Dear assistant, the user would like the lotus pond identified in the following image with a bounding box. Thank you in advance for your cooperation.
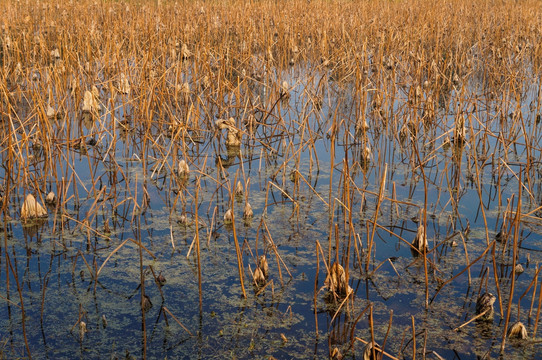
[1,0,542,359]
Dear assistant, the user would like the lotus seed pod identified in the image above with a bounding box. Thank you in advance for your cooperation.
[224,209,233,223]
[243,202,253,220]
[235,181,243,196]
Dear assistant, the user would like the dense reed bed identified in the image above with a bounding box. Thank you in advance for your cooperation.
[1,0,542,358]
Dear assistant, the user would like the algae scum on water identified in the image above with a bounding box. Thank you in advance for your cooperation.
[1,0,542,358]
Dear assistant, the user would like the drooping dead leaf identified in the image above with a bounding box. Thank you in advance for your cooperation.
[21,194,48,220]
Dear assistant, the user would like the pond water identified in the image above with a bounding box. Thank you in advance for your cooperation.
[1,56,542,360]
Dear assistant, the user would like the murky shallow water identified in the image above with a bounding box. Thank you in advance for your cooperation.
[1,58,542,360]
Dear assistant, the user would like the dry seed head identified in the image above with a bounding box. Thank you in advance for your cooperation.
[46,105,57,119]
[356,118,369,134]
[258,255,269,279]
[363,342,379,360]
[515,264,524,274]
[226,128,241,147]
[200,75,210,90]
[253,267,266,286]
[91,86,100,99]
[235,181,243,196]
[454,116,466,144]
[415,85,422,100]
[412,224,427,252]
[176,159,190,177]
[331,347,342,360]
[399,125,410,143]
[442,136,451,149]
[266,47,274,62]
[82,91,94,112]
[181,43,192,59]
[216,118,242,147]
[50,48,60,59]
[243,202,253,219]
[361,146,372,164]
[103,219,111,234]
[280,81,289,98]
[452,73,460,85]
[15,62,23,78]
[372,91,383,109]
[118,73,130,95]
[324,262,352,296]
[157,272,166,286]
[383,56,394,69]
[82,88,100,114]
[178,214,189,226]
[68,77,78,93]
[507,321,528,339]
[79,321,87,340]
[244,114,256,134]
[224,209,233,224]
[141,294,153,312]
[215,117,236,130]
[475,293,496,321]
[423,96,435,121]
[21,194,48,220]
[45,191,56,205]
